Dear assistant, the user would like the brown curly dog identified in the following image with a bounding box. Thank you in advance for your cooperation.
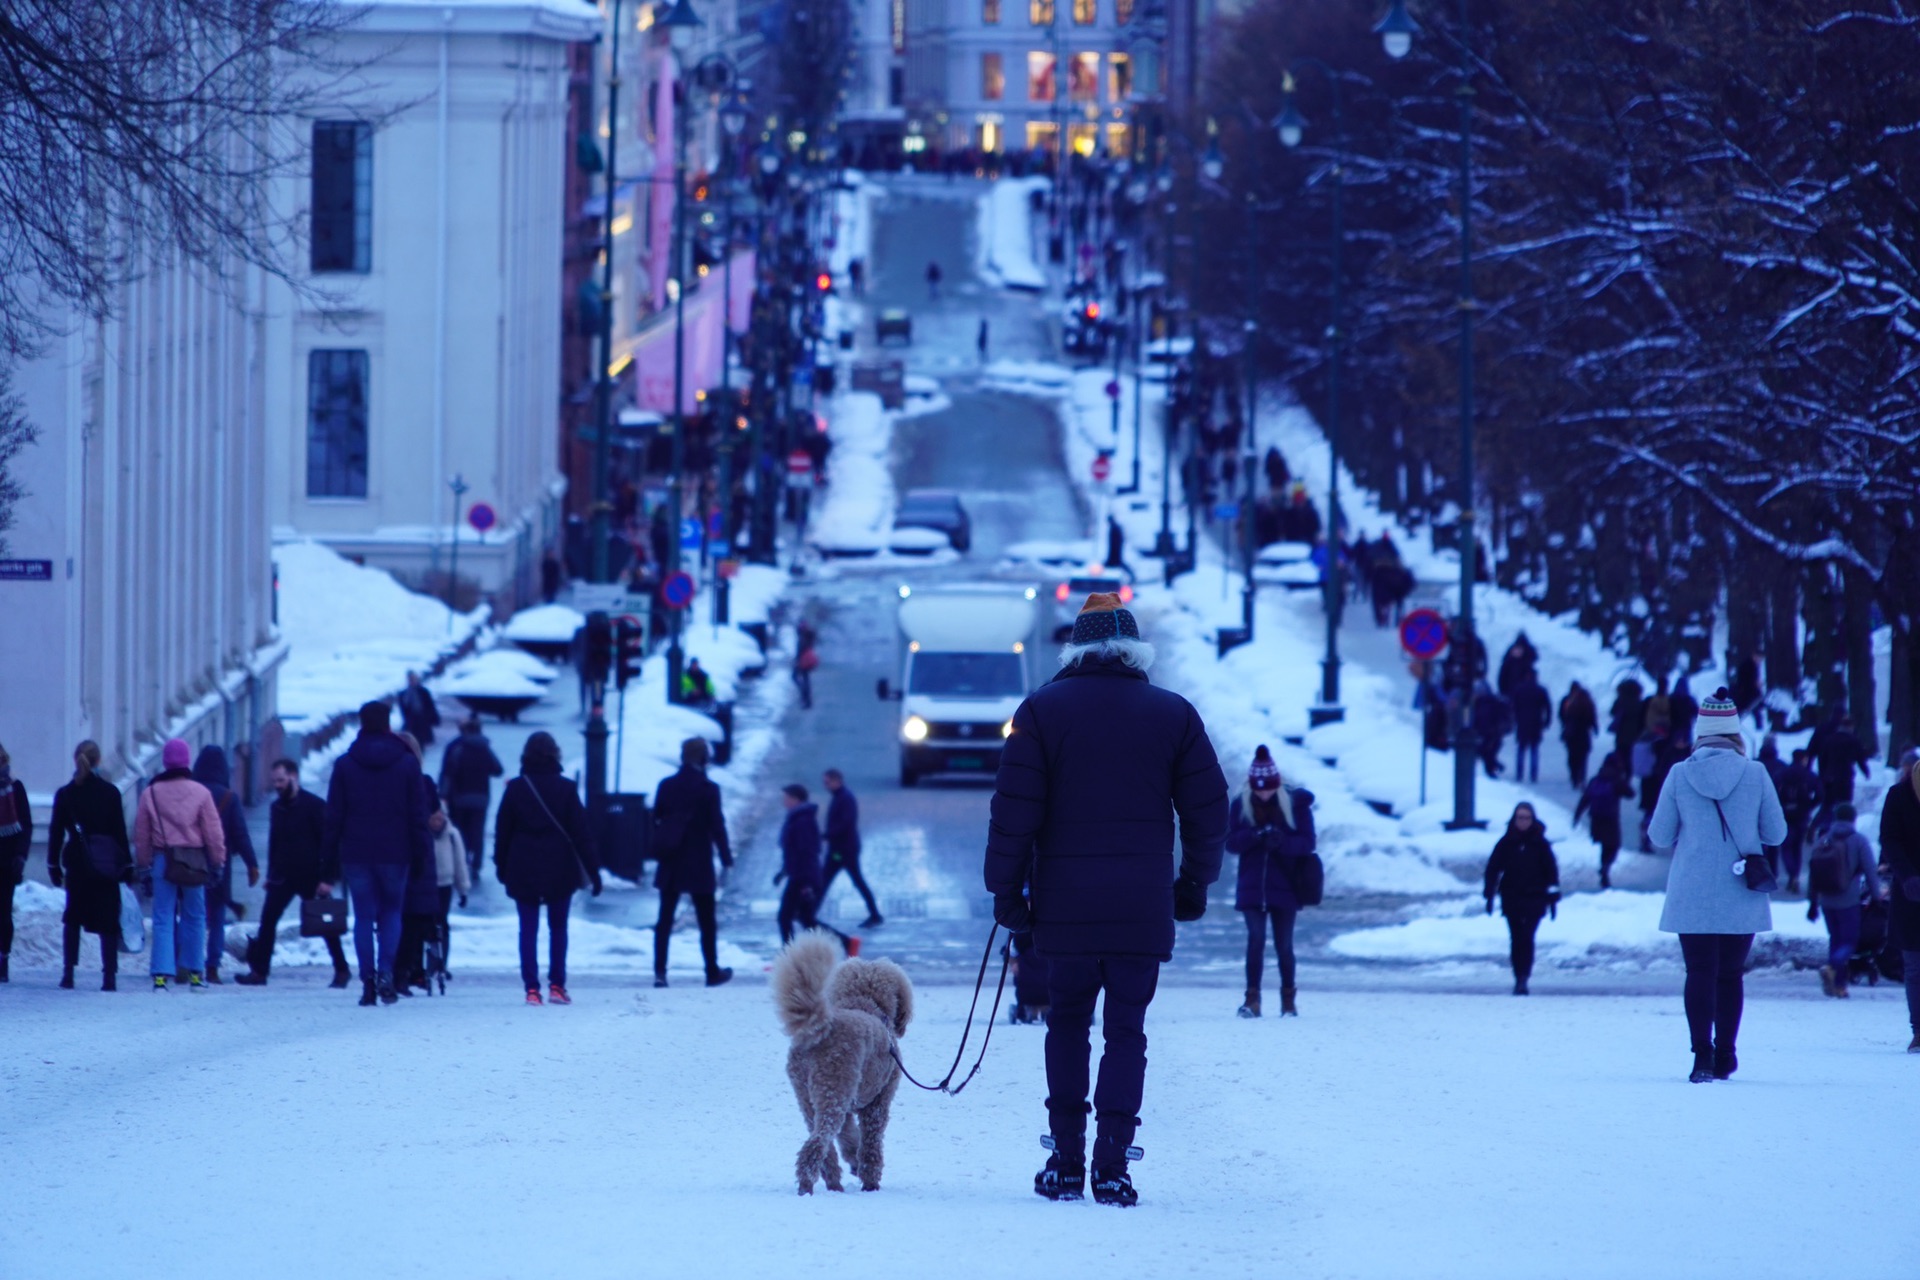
[772,931,915,1194]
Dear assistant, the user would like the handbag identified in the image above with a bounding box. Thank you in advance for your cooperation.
[523,778,595,892]
[150,792,212,888]
[73,819,129,881]
[1712,798,1778,894]
[300,896,348,938]
[1285,851,1327,907]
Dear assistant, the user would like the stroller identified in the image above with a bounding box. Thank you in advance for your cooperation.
[1847,900,1905,988]
[1006,930,1050,1026]
[422,917,451,996]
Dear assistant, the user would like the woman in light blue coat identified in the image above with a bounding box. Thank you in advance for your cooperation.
[1649,690,1786,1083]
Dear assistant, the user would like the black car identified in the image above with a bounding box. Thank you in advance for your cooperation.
[892,489,971,553]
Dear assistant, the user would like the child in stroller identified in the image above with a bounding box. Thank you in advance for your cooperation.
[1848,899,1906,988]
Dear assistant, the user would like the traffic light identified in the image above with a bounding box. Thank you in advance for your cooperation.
[814,270,833,293]
[583,610,613,688]
[615,616,645,689]
[1082,300,1101,322]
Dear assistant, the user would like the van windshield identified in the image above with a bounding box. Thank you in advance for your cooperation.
[908,652,1025,698]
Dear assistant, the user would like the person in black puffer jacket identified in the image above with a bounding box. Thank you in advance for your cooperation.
[985,593,1228,1208]
[1225,746,1315,1018]
[325,701,432,1006]
[774,784,850,950]
[1484,802,1561,995]
[650,737,734,987]
[494,732,599,1005]
[1879,749,1920,1053]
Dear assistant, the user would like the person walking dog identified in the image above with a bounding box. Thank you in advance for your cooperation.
[133,738,228,992]
[985,592,1228,1207]
[649,737,734,989]
[1648,689,1786,1083]
[1226,746,1314,1017]
[495,732,600,1006]
[1484,803,1561,995]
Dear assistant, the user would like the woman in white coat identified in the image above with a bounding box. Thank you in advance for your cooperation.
[1648,689,1786,1083]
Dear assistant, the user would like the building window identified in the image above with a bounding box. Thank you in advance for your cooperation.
[307,349,369,498]
[1107,52,1132,102]
[1027,51,1057,101]
[1072,0,1095,22]
[1029,0,1053,24]
[310,121,372,274]
[982,53,1006,101]
[890,66,905,106]
[1116,0,1134,21]
[983,0,1000,22]
[1069,52,1099,100]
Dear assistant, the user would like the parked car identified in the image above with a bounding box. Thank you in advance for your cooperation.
[877,309,913,345]
[1048,566,1134,641]
[1251,541,1321,591]
[892,489,971,552]
[1061,297,1108,360]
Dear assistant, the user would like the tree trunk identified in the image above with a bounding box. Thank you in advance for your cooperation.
[1844,568,1878,756]
[1767,569,1800,693]
[1888,624,1915,767]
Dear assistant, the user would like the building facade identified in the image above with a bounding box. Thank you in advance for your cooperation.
[905,0,1136,156]
[3,261,284,800]
[265,0,598,607]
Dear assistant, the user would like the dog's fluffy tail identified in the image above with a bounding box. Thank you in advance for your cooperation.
[773,931,839,1040]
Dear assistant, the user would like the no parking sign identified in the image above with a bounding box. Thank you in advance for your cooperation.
[1399,608,1450,661]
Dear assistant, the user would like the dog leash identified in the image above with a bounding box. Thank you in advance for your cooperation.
[890,922,1012,1097]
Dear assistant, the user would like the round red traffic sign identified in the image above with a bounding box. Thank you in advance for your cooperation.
[786,449,813,474]
[1399,607,1450,661]
[660,571,696,610]
[1091,454,1112,483]
[467,502,496,533]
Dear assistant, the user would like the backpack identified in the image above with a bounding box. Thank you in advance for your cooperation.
[1806,830,1848,897]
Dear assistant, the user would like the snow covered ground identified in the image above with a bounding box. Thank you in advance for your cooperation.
[3,972,1913,1278]
[975,176,1049,291]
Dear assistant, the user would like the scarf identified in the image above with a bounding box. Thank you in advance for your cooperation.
[0,765,18,837]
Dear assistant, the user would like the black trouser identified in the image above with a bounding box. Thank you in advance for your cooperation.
[435,885,454,968]
[777,882,820,944]
[63,919,118,975]
[1567,743,1591,789]
[1905,950,1920,1036]
[249,881,349,976]
[1779,819,1807,882]
[1597,832,1620,881]
[822,850,880,919]
[1679,933,1754,1055]
[0,878,13,955]
[655,885,718,976]
[1044,955,1160,1170]
[450,797,487,877]
[517,895,571,990]
[1243,907,1297,992]
[1505,905,1545,984]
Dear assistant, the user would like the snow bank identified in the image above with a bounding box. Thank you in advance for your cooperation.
[975,176,1049,291]
[444,648,559,684]
[274,540,488,734]
[808,391,894,554]
[501,602,586,643]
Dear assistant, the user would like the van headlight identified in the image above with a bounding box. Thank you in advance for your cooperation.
[903,715,929,742]
[1002,719,1014,738]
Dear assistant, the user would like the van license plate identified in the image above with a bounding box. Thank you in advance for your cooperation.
[949,756,984,770]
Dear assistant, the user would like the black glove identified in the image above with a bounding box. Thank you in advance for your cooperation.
[457,893,468,909]
[49,865,63,890]
[1807,902,1819,922]
[773,870,785,885]
[590,871,604,898]
[1485,898,1495,916]
[993,893,1032,932]
[1173,875,1207,922]
[1549,900,1558,921]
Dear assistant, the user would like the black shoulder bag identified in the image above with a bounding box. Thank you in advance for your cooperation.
[524,779,594,893]
[1712,797,1777,894]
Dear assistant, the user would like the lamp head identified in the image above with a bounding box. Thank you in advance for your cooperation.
[1374,0,1416,59]
[662,0,702,52]
[1276,77,1306,148]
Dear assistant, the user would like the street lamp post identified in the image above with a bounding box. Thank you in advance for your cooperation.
[1377,0,1481,826]
[1279,61,1347,724]
[711,94,750,626]
[661,0,702,703]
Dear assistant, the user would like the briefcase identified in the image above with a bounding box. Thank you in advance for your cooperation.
[300,897,348,939]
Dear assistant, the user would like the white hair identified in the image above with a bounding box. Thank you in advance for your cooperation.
[1059,636,1156,672]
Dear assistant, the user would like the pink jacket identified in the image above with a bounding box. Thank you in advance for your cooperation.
[133,775,228,871]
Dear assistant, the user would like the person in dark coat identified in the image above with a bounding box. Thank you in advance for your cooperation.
[1225,746,1314,1018]
[396,671,440,747]
[236,758,348,986]
[394,732,446,995]
[984,593,1228,1207]
[1876,750,1920,1053]
[1669,677,1699,746]
[1509,673,1552,783]
[1573,757,1632,889]
[774,784,843,946]
[45,740,128,990]
[1471,682,1511,779]
[1609,679,1645,768]
[440,719,504,883]
[495,731,599,1004]
[191,746,259,983]
[1640,729,1688,850]
[649,737,734,988]
[324,700,432,1006]
[821,768,882,928]
[0,741,29,985]
[1559,681,1599,787]
[1814,716,1872,806]
[1496,634,1538,700]
[1776,748,1822,895]
[1484,803,1560,995]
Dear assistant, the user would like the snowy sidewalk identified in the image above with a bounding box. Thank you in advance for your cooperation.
[2,975,1913,1278]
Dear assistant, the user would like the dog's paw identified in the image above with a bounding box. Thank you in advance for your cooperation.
[797,1182,814,1196]
[861,1180,881,1192]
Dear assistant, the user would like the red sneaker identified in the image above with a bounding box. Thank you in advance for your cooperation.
[524,987,543,1006]
[548,984,571,1005]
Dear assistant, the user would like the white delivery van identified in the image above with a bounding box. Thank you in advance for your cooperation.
[877,582,1039,786]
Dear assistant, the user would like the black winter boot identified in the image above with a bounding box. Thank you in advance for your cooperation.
[59,966,75,990]
[329,966,352,989]
[0,953,8,982]
[358,980,378,1007]
[1091,1112,1145,1204]
[1280,986,1298,1016]
[1034,1140,1086,1201]
[1688,1051,1715,1083]
[1712,1047,1738,1080]
[1090,1164,1139,1208]
[376,972,399,1005]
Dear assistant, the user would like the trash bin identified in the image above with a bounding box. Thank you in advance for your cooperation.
[597,792,651,881]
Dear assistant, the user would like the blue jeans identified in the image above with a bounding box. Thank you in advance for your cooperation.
[150,854,208,978]
[1824,904,1862,971]
[342,863,408,979]
[1514,740,1541,783]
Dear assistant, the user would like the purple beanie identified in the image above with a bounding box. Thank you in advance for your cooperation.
[162,738,191,770]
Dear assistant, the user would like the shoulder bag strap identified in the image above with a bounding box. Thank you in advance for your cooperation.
[523,778,592,888]
[1710,798,1733,845]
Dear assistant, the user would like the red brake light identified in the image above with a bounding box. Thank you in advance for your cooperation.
[1055,583,1071,601]
[1118,584,1134,604]
[1084,302,1100,320]
[815,272,832,292]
